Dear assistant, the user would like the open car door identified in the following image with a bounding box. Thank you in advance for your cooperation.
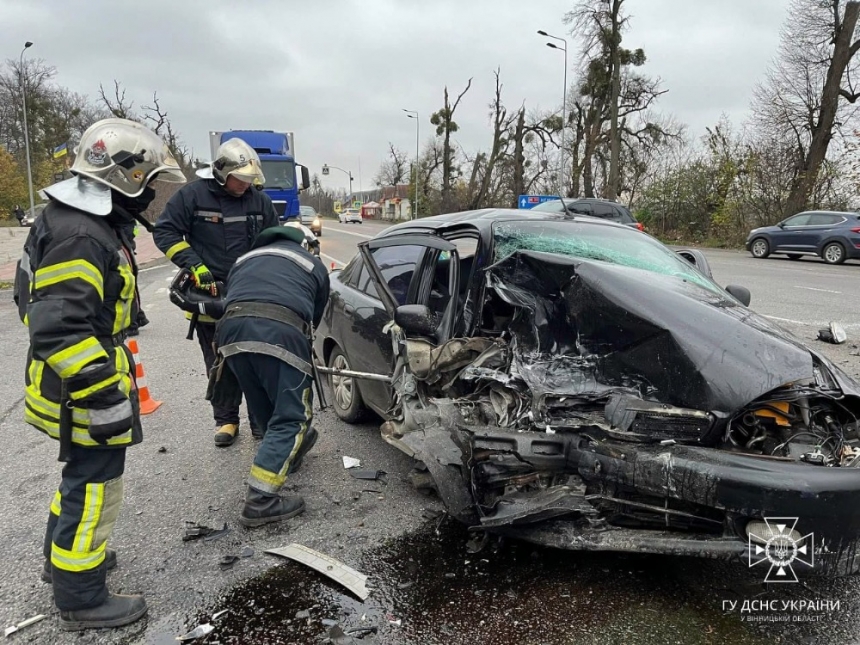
[357,234,460,345]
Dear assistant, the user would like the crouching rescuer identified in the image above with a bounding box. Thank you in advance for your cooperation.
[13,118,186,630]
[208,224,330,526]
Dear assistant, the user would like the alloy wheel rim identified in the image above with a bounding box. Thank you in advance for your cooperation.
[825,245,842,263]
[331,354,353,409]
[753,240,767,256]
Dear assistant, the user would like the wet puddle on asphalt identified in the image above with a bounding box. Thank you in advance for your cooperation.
[140,519,794,645]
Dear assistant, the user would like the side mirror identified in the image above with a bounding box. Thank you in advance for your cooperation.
[394,304,437,337]
[777,222,785,228]
[300,165,311,192]
[725,284,751,307]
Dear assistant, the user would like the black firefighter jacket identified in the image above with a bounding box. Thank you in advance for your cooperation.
[153,178,279,321]
[14,202,143,448]
[216,229,330,366]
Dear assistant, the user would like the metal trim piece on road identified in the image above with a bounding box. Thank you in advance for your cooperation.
[265,543,370,600]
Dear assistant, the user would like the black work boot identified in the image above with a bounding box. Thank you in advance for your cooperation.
[59,593,148,631]
[287,427,318,475]
[239,487,305,528]
[42,549,117,583]
[137,310,150,328]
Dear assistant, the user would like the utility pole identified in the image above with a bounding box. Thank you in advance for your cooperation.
[403,109,419,219]
[20,41,36,218]
[538,31,568,197]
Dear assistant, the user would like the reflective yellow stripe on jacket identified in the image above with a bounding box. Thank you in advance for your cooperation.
[34,259,104,300]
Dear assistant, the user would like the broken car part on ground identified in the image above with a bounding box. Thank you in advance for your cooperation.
[318,210,860,578]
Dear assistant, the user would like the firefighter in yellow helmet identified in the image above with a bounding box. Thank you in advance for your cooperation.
[13,118,185,631]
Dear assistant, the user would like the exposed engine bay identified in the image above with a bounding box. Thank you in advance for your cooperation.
[379,249,860,575]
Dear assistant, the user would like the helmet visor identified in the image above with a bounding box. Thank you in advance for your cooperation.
[226,158,265,185]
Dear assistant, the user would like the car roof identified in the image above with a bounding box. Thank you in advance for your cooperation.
[376,207,632,238]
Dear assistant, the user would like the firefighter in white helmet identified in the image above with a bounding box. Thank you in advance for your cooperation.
[154,138,279,447]
[14,117,185,631]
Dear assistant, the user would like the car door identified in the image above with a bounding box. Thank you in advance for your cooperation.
[808,213,845,250]
[358,233,460,355]
[339,242,429,413]
[771,213,814,252]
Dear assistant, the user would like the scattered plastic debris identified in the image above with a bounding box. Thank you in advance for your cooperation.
[176,610,228,641]
[4,614,46,637]
[183,521,230,542]
[326,625,359,645]
[265,543,370,600]
[218,554,240,570]
[818,322,847,344]
[176,623,213,641]
[158,446,167,453]
[342,456,361,469]
[349,470,387,481]
[386,613,402,627]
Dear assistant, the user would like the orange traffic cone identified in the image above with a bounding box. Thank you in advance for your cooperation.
[126,339,162,415]
[330,261,336,272]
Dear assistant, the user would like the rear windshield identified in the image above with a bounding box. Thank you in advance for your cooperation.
[492,220,719,292]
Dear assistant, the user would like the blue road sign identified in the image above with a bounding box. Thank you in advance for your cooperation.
[518,194,560,209]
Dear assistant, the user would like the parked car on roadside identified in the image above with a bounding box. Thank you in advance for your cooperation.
[529,197,644,231]
[338,208,363,224]
[299,205,322,237]
[746,210,860,264]
[315,206,860,577]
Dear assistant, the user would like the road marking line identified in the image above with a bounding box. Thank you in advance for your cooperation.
[155,287,167,294]
[764,315,860,329]
[795,286,841,294]
[325,226,375,240]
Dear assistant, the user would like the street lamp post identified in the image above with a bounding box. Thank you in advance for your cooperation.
[537,30,568,197]
[322,164,354,198]
[19,41,35,219]
[403,109,419,219]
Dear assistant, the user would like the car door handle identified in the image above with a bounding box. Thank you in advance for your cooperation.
[344,304,355,314]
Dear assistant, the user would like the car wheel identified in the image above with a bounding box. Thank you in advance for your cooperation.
[822,242,846,265]
[750,238,770,259]
[787,254,802,260]
[328,346,365,423]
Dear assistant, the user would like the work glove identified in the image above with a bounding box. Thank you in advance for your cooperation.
[67,361,135,444]
[191,263,214,288]
[88,395,134,444]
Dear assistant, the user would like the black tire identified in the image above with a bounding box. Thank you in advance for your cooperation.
[787,254,802,260]
[328,346,366,423]
[822,242,846,265]
[750,237,770,259]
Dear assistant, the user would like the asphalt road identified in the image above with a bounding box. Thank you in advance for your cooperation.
[1,219,859,644]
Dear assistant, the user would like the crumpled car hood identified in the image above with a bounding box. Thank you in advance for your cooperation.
[486,250,835,418]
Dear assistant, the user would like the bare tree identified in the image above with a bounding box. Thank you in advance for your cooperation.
[467,68,517,209]
[98,80,135,119]
[373,142,409,187]
[142,92,191,174]
[430,77,472,213]
[753,0,860,216]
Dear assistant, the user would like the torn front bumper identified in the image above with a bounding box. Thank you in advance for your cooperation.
[419,426,860,576]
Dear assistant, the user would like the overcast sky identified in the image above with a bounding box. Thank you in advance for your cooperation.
[2,0,788,192]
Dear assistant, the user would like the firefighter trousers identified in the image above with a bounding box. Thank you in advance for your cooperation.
[43,444,126,611]
[195,321,259,431]
[225,353,313,494]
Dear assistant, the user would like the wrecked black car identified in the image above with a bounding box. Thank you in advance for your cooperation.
[315,209,860,577]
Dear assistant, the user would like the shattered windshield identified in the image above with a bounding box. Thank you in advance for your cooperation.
[492,220,720,292]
